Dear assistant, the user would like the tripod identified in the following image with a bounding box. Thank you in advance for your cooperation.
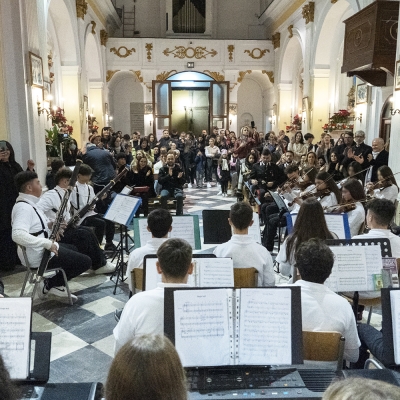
[110,223,134,295]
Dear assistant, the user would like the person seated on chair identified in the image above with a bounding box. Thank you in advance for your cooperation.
[213,202,274,287]
[105,335,187,400]
[11,171,91,302]
[37,168,115,275]
[113,238,193,354]
[290,238,360,364]
[69,163,116,252]
[126,209,172,294]
[248,149,285,204]
[276,198,335,280]
[158,151,185,216]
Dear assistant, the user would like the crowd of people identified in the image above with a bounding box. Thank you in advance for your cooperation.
[0,124,399,398]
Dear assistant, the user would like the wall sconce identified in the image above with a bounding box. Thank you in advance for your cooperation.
[187,62,194,68]
[269,116,276,126]
[353,113,363,123]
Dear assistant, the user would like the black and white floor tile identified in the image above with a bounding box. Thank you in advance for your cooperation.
[0,185,382,384]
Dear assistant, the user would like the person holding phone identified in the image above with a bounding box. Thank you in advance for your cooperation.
[0,141,23,270]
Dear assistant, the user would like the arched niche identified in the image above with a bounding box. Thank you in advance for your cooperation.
[108,71,144,136]
[238,72,273,132]
[84,33,102,82]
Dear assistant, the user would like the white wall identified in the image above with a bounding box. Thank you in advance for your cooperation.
[237,77,263,131]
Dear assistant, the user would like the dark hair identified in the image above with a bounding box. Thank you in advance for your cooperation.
[157,238,192,279]
[285,150,294,156]
[317,156,326,165]
[230,202,253,230]
[261,148,271,157]
[105,335,187,400]
[302,166,317,183]
[295,238,334,284]
[347,161,362,175]
[342,179,365,201]
[123,134,131,141]
[147,209,173,238]
[295,132,304,144]
[344,131,354,138]
[378,165,398,188]
[2,141,17,163]
[116,152,127,161]
[50,158,65,172]
[109,135,121,148]
[140,139,150,152]
[285,164,299,175]
[366,198,396,227]
[316,171,341,203]
[78,163,94,176]
[137,156,149,170]
[14,171,38,193]
[0,354,19,400]
[285,198,333,262]
[304,133,314,140]
[55,168,73,185]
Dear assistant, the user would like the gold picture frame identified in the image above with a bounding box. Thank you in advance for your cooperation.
[29,52,44,88]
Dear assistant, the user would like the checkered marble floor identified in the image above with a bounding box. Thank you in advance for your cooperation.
[0,184,382,383]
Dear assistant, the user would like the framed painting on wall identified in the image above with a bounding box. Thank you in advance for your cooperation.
[29,52,44,88]
[356,83,368,104]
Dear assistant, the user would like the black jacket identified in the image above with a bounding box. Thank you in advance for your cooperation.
[249,162,285,189]
[158,163,185,191]
[370,150,389,182]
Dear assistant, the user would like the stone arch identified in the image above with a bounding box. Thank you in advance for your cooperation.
[84,33,102,82]
[108,71,144,136]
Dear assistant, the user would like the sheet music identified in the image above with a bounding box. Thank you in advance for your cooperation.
[325,246,368,292]
[120,185,133,195]
[390,291,400,364]
[104,194,141,225]
[237,288,292,365]
[137,216,198,248]
[364,246,383,291]
[247,213,262,243]
[174,289,232,367]
[144,258,162,290]
[0,298,32,379]
[289,214,348,239]
[197,258,234,287]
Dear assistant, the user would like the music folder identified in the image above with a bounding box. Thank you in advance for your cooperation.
[382,288,400,366]
[164,286,303,368]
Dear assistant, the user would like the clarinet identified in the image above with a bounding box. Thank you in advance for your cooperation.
[36,160,82,280]
[67,166,129,228]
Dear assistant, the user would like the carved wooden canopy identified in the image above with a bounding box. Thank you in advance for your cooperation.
[341,1,399,86]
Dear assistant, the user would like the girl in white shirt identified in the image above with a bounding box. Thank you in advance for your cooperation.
[366,165,399,203]
[276,198,335,279]
[288,132,308,163]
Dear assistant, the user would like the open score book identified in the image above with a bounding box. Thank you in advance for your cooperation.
[165,287,302,368]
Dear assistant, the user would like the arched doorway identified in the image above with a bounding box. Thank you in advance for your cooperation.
[152,71,229,137]
[380,97,392,144]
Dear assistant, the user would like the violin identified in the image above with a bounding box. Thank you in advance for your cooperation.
[315,189,332,199]
[325,201,357,214]
[297,181,313,191]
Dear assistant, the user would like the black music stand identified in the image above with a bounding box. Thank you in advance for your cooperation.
[326,238,392,318]
[268,190,289,253]
[202,210,231,244]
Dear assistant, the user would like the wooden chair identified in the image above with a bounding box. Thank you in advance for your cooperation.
[302,331,345,371]
[19,245,73,305]
[131,268,144,294]
[233,268,258,288]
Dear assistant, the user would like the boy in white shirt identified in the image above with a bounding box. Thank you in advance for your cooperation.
[69,164,116,251]
[113,238,193,354]
[213,202,275,287]
[126,209,172,294]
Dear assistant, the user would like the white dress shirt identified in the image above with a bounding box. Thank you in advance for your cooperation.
[11,193,55,267]
[113,282,189,354]
[70,182,95,213]
[37,186,71,222]
[213,234,275,287]
[373,185,399,203]
[293,280,360,363]
[126,237,168,291]
[347,202,365,237]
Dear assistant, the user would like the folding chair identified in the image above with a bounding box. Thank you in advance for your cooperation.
[19,245,73,305]
[131,267,144,294]
[233,267,258,288]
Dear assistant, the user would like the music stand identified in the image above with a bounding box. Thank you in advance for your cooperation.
[103,194,142,294]
[268,190,289,252]
[202,210,231,244]
[326,238,392,318]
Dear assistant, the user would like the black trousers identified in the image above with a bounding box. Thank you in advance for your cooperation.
[262,210,288,252]
[46,243,91,288]
[62,226,106,270]
[82,214,115,244]
[0,228,19,270]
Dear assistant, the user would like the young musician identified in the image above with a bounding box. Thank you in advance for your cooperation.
[113,238,193,353]
[70,164,116,251]
[158,151,185,216]
[365,165,399,203]
[37,168,115,274]
[126,209,172,293]
[290,238,360,363]
[11,171,90,302]
[214,202,275,287]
